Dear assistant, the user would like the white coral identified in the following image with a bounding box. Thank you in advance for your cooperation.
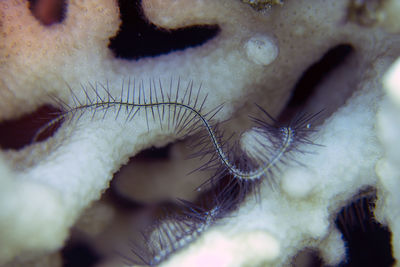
[0,0,399,266]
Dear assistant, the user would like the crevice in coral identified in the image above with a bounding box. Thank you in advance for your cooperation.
[133,144,172,160]
[107,144,174,206]
[110,142,181,204]
[107,180,148,210]
[28,0,67,26]
[291,248,323,267]
[335,188,394,267]
[108,0,220,60]
[0,105,61,150]
[61,237,102,267]
[279,44,354,120]
[288,44,354,108]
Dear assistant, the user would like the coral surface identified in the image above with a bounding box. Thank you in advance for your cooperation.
[0,0,399,266]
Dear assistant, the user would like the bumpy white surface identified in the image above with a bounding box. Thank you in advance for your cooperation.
[156,58,391,267]
[162,229,280,267]
[375,58,400,264]
[0,0,399,266]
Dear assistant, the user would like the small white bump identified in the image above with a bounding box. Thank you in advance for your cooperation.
[384,58,400,106]
[244,35,279,65]
[240,128,275,165]
[281,168,316,198]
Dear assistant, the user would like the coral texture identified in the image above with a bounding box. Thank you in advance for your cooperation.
[0,0,399,266]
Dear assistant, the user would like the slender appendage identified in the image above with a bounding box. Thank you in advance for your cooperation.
[37,79,321,266]
[35,80,318,186]
[129,184,240,266]
[144,206,217,265]
[36,79,318,185]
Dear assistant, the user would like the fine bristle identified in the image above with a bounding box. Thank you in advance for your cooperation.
[34,79,323,265]
[127,173,247,266]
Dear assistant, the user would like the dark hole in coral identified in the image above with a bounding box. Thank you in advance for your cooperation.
[109,0,220,60]
[62,239,102,267]
[0,105,62,150]
[335,188,395,267]
[106,181,148,211]
[107,143,174,207]
[292,248,323,267]
[287,44,354,108]
[28,0,67,25]
[134,144,172,160]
